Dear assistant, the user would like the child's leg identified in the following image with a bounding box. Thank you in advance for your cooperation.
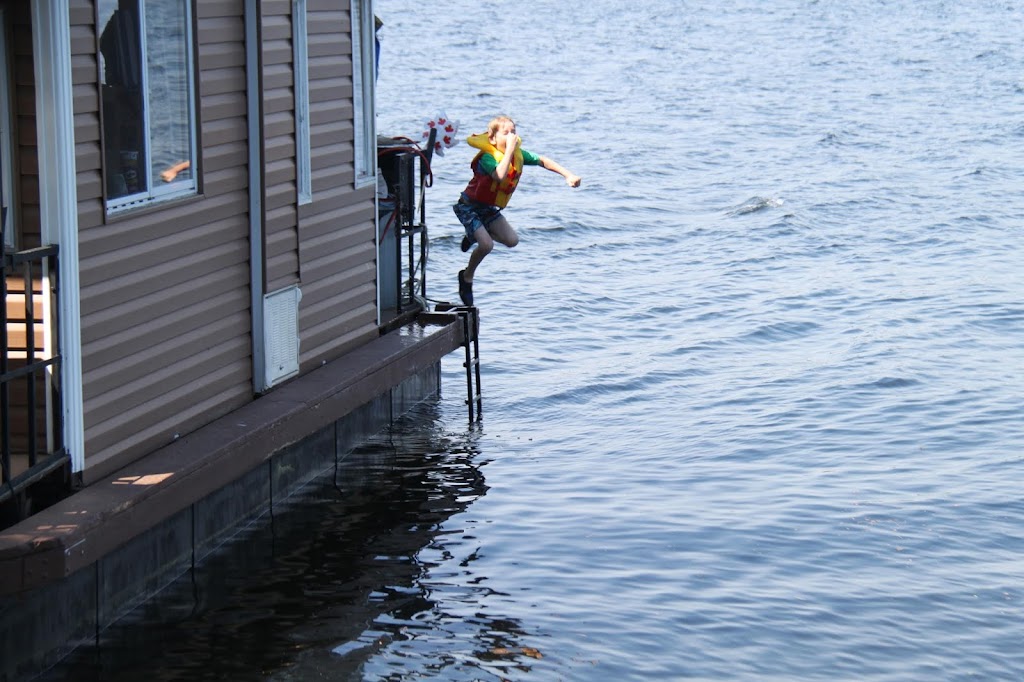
[464,226,494,281]
[484,215,519,248]
[458,215,516,306]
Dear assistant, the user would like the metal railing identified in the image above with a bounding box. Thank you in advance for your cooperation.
[0,238,66,527]
[378,128,435,320]
[402,129,434,314]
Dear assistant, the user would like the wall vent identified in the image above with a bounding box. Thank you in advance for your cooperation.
[263,285,302,388]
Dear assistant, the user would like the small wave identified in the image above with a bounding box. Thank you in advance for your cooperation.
[818,129,868,147]
[739,320,820,344]
[894,57,931,66]
[820,131,843,145]
[837,376,922,393]
[867,376,921,389]
[728,196,785,216]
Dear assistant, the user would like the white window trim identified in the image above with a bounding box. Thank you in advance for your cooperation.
[293,0,311,205]
[32,0,85,474]
[350,0,375,189]
[105,0,198,214]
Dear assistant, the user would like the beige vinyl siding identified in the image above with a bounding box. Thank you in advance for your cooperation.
[260,1,299,290]
[256,0,376,367]
[71,4,101,240]
[76,0,253,482]
[296,0,376,369]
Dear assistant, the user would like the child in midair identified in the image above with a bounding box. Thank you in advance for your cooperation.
[453,115,582,306]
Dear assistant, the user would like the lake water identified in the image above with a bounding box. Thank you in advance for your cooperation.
[49,0,1024,680]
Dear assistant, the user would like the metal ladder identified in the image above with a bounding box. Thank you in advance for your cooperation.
[458,307,482,423]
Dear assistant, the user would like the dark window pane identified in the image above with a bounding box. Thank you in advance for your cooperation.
[99,0,146,200]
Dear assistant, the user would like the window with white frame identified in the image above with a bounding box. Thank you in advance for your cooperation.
[98,0,197,212]
[350,0,375,188]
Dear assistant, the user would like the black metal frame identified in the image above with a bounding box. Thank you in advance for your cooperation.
[0,238,67,523]
[394,128,436,314]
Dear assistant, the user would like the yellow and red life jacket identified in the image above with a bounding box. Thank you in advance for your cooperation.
[462,132,524,208]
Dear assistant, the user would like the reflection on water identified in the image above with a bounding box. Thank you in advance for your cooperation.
[43,401,530,682]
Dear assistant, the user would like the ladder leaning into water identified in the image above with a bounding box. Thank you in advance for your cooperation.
[457,306,482,423]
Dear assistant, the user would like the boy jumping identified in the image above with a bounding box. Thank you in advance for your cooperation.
[453,115,581,306]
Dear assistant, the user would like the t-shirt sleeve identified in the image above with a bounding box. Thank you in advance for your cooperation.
[476,153,498,175]
[521,149,541,166]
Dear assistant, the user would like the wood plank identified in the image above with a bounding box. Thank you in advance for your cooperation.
[4,295,45,319]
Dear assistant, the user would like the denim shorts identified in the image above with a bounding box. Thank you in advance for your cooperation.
[453,194,502,241]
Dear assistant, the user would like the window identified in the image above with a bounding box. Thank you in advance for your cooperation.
[350,0,375,188]
[0,7,15,247]
[293,0,311,204]
[98,0,197,212]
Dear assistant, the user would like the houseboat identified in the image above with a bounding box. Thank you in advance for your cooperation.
[0,1,477,677]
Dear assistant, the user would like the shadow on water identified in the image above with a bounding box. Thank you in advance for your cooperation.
[42,400,521,682]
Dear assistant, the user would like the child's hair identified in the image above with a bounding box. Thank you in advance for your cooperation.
[487,115,515,139]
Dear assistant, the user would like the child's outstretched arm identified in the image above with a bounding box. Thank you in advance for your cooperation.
[539,156,582,188]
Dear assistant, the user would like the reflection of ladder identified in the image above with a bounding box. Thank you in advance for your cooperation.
[458,307,482,423]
